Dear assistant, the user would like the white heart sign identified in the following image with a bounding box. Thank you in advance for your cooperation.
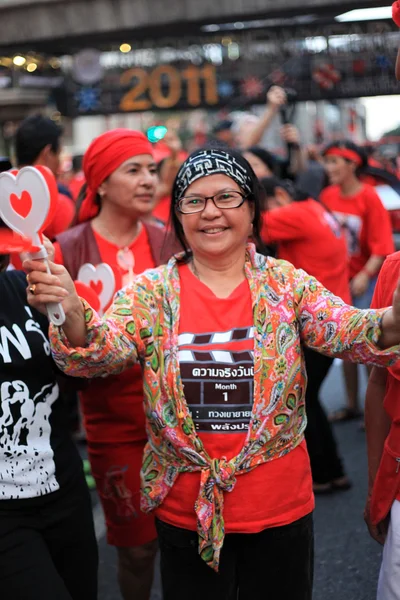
[77,263,116,315]
[0,167,50,248]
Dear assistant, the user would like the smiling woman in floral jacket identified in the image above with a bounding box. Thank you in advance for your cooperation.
[25,148,400,600]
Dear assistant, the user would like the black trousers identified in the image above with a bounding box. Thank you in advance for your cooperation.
[156,513,314,600]
[0,473,98,600]
[303,347,345,484]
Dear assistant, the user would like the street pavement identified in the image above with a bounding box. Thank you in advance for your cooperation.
[95,360,381,599]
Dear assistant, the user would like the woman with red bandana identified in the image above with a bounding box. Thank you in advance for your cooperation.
[53,129,179,600]
[321,141,394,423]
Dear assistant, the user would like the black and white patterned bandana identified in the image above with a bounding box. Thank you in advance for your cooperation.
[173,149,253,202]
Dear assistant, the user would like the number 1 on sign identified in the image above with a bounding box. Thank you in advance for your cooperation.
[223,392,229,402]
[181,65,218,107]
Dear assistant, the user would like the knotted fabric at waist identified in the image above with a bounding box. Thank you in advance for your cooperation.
[195,458,237,571]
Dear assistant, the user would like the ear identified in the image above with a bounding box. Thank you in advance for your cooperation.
[97,181,107,198]
[36,143,53,165]
[348,161,358,174]
[249,201,255,221]
[276,187,291,207]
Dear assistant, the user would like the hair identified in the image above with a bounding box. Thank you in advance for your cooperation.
[15,114,63,166]
[72,154,84,173]
[0,157,12,173]
[261,176,309,202]
[245,146,277,174]
[170,146,268,261]
[212,119,233,135]
[71,182,102,227]
[322,140,368,175]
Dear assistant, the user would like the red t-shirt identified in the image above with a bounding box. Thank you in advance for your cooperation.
[156,264,314,533]
[54,223,156,444]
[262,199,351,304]
[370,252,400,501]
[321,184,394,280]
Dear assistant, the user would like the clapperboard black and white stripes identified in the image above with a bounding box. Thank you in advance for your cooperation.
[178,327,255,433]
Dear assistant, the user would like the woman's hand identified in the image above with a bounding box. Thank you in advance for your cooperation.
[266,86,287,112]
[281,124,301,147]
[364,494,389,545]
[351,271,370,298]
[23,252,88,347]
[24,258,78,317]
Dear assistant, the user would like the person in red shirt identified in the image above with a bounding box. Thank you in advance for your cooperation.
[54,129,179,600]
[321,141,394,422]
[14,115,75,240]
[364,252,400,599]
[260,176,352,493]
[25,145,400,600]
[152,130,187,225]
[68,154,85,201]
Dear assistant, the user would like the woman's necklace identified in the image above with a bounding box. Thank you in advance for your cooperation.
[117,247,135,286]
[92,219,141,249]
[92,220,141,286]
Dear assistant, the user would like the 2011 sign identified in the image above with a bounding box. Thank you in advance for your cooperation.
[119,64,219,111]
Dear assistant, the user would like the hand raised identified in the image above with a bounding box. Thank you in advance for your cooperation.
[267,86,287,110]
[23,257,80,318]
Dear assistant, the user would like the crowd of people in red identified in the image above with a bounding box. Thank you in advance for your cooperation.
[2,3,400,598]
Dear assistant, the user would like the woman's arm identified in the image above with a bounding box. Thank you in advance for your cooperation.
[49,288,141,379]
[365,367,390,492]
[351,255,385,298]
[293,267,400,364]
[24,256,143,379]
[240,86,286,148]
[364,366,391,544]
[24,256,87,347]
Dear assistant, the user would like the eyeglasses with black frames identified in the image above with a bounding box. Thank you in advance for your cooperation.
[176,190,247,214]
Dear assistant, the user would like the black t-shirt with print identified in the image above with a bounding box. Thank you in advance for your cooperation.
[0,270,82,505]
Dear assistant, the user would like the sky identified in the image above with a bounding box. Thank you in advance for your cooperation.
[362,96,400,140]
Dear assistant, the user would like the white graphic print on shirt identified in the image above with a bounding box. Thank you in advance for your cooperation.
[333,211,362,256]
[0,380,59,497]
[0,306,59,499]
[179,327,254,433]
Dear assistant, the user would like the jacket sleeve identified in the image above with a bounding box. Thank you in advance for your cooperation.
[49,281,151,378]
[293,267,400,366]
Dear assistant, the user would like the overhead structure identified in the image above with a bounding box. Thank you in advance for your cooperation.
[0,0,397,124]
[0,0,392,52]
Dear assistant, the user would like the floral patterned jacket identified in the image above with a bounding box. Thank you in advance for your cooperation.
[50,244,400,571]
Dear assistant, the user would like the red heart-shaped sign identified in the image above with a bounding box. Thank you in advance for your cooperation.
[10,190,33,219]
[74,281,101,313]
[0,229,34,253]
[90,280,103,296]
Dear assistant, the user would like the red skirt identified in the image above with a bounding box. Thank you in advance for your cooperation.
[88,441,156,547]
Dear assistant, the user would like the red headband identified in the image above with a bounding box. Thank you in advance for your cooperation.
[78,129,153,223]
[393,1,400,27]
[324,147,363,166]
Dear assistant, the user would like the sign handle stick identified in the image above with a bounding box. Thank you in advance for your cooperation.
[29,247,66,327]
